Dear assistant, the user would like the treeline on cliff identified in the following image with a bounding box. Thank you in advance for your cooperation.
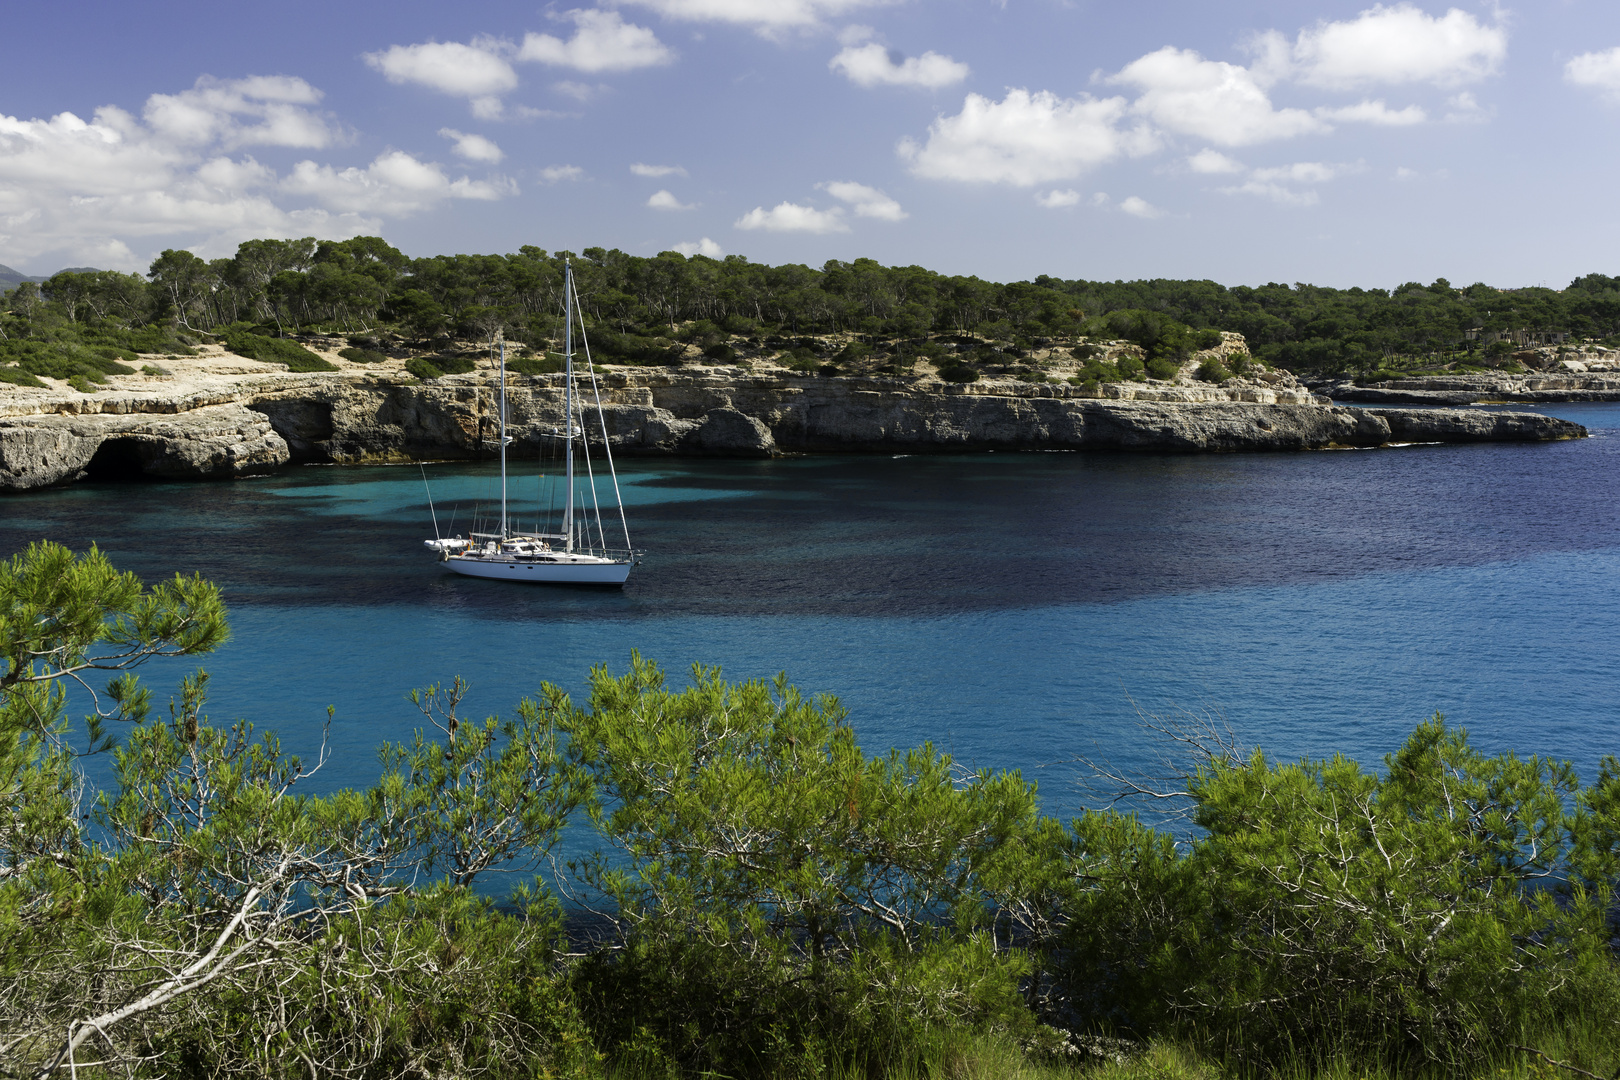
[5,541,1620,1080]
[6,236,1620,382]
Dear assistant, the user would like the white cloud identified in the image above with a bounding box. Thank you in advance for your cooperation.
[647,188,695,210]
[282,150,515,214]
[1035,189,1082,208]
[632,162,687,177]
[1109,47,1326,147]
[618,0,895,33]
[674,237,724,256]
[1221,180,1319,206]
[553,81,602,102]
[1219,160,1352,206]
[141,75,339,150]
[519,9,673,72]
[829,41,968,88]
[0,85,496,268]
[364,39,519,101]
[1443,90,1491,123]
[819,180,905,220]
[898,89,1154,186]
[1251,161,1342,184]
[1284,4,1507,90]
[1315,99,1425,125]
[1119,196,1165,219]
[439,128,504,163]
[1187,149,1245,174]
[540,164,585,182]
[1566,47,1620,103]
[734,201,849,232]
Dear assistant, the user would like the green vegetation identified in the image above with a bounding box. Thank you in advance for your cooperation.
[6,241,1620,385]
[337,345,388,364]
[216,323,335,372]
[508,352,566,375]
[5,544,1620,1078]
[404,355,445,380]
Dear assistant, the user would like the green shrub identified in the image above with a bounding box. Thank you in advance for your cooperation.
[938,363,980,382]
[218,326,336,372]
[507,353,565,376]
[1116,355,1146,381]
[592,330,686,365]
[430,353,477,375]
[1040,717,1620,1069]
[1196,359,1233,383]
[405,356,445,380]
[0,366,45,387]
[703,342,737,363]
[0,339,135,382]
[1146,357,1181,380]
[1076,357,1120,384]
[140,364,169,376]
[559,657,1044,1078]
[338,346,388,364]
[782,347,820,372]
[68,374,97,393]
[1192,328,1223,351]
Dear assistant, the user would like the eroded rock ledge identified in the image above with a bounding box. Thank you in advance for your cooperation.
[1315,373,1620,405]
[0,362,1587,492]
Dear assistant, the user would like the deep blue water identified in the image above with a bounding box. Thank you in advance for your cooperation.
[4,401,1619,839]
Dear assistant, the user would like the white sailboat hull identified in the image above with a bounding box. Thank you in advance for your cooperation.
[445,554,632,585]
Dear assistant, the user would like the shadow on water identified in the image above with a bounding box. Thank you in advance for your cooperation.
[5,426,1620,620]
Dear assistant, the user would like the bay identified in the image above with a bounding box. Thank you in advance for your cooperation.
[4,401,1618,834]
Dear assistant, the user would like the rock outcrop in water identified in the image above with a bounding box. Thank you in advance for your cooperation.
[0,404,288,490]
[0,353,1587,491]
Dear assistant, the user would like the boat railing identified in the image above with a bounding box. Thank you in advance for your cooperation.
[572,546,642,563]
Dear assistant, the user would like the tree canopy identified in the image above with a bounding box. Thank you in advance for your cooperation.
[7,239,1620,382]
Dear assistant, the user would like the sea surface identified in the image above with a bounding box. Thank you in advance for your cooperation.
[4,401,1619,848]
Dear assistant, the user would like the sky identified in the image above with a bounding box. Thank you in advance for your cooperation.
[3,0,1619,289]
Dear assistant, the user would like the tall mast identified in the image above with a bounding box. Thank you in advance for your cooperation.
[498,332,508,540]
[563,260,575,553]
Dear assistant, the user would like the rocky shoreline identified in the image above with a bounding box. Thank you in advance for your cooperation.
[1315,373,1620,405]
[0,349,1588,492]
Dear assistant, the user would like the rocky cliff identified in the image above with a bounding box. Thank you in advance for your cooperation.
[0,353,1587,492]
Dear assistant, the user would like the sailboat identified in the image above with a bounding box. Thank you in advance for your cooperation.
[423,259,639,586]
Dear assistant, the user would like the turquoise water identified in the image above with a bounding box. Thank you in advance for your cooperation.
[4,402,1619,832]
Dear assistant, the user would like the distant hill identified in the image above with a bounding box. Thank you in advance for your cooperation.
[1,264,104,294]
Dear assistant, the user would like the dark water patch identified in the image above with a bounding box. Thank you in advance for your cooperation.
[5,429,1620,620]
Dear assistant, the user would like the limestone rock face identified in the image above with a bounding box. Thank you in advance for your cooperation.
[0,365,1587,492]
[684,407,776,456]
[1369,407,1586,443]
[0,404,289,491]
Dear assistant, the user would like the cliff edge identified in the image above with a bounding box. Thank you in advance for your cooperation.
[0,345,1587,491]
